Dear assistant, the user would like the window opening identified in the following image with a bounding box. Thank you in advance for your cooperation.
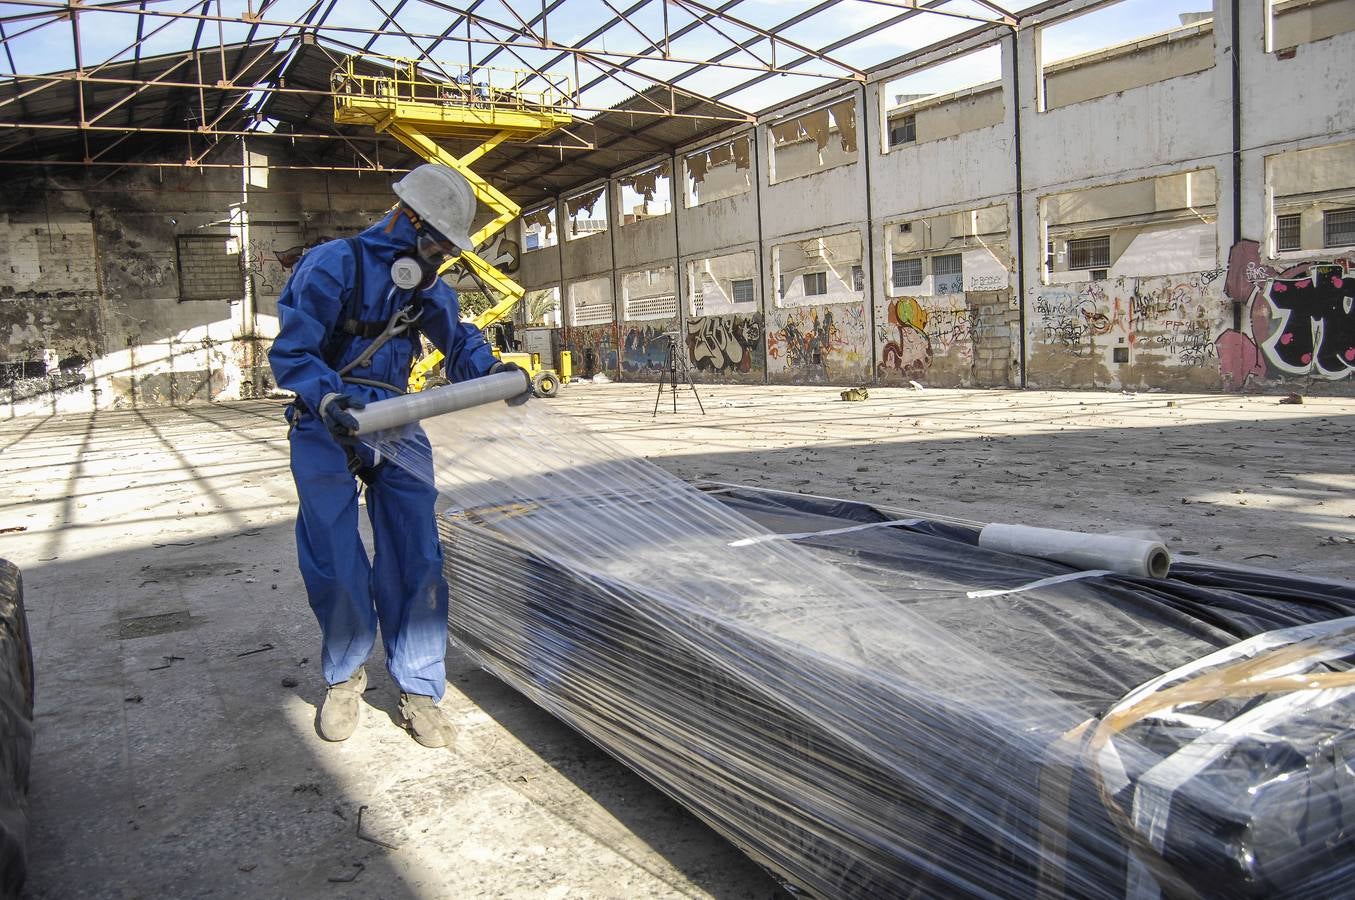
[564,186,608,240]
[1039,1,1215,111]
[522,205,558,251]
[888,205,1010,296]
[773,232,864,307]
[1269,0,1355,52]
[883,45,1003,149]
[769,99,858,183]
[687,250,758,316]
[569,276,614,325]
[1042,169,1217,283]
[618,162,672,224]
[622,267,678,321]
[684,135,753,207]
[1267,141,1355,254]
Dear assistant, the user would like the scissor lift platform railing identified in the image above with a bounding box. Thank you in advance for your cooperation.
[333,58,573,390]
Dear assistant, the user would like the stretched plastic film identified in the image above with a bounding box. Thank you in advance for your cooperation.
[362,403,1355,899]
[978,523,1172,579]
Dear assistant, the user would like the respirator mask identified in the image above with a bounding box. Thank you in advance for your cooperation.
[390,226,462,291]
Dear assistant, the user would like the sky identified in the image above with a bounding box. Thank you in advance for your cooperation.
[0,0,1215,117]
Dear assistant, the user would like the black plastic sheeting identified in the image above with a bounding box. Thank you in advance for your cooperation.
[440,484,1355,899]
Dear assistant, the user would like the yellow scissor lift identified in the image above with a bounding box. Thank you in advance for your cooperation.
[332,57,574,395]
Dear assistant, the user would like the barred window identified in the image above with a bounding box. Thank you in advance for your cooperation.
[731,279,755,306]
[931,253,963,276]
[1067,236,1110,270]
[1324,208,1355,248]
[1276,214,1301,252]
[892,257,923,288]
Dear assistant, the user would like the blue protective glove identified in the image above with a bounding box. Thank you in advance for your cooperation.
[317,392,365,441]
[489,360,531,406]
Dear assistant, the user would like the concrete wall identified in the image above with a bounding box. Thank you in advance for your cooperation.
[0,150,393,416]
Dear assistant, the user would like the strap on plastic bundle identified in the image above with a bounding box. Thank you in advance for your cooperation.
[1071,618,1355,900]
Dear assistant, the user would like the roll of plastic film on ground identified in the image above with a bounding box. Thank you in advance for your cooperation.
[978,523,1171,579]
[350,369,529,435]
[359,400,1355,899]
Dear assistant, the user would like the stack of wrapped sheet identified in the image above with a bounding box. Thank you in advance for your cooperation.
[436,485,1355,899]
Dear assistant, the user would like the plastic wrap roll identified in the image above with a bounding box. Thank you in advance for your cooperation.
[978,523,1171,579]
[350,370,529,435]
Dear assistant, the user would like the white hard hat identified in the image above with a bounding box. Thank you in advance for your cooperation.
[392,163,477,251]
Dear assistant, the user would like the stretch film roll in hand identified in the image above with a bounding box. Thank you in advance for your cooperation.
[978,523,1171,579]
[350,369,530,436]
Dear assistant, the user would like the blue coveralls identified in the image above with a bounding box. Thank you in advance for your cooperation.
[268,210,497,699]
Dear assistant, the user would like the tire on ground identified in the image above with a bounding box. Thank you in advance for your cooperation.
[0,559,32,899]
[531,371,561,398]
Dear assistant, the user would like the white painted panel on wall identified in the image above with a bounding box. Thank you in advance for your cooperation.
[1109,221,1217,278]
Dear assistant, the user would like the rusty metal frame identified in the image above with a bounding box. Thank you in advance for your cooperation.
[0,0,1022,172]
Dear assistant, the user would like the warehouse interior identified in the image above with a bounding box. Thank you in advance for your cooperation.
[3,0,1355,897]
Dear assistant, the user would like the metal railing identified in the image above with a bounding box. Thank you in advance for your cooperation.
[332,56,572,116]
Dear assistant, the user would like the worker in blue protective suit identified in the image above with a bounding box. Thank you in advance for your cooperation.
[268,163,525,748]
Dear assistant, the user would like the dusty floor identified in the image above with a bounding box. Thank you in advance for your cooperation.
[1,383,1352,899]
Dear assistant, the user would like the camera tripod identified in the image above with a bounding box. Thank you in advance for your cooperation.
[653,332,705,417]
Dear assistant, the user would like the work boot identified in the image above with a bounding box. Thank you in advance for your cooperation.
[318,667,367,742]
[398,693,457,748]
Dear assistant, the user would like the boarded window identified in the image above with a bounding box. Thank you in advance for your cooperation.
[177,234,243,301]
[1042,169,1217,283]
[1267,141,1355,254]
[888,205,1010,296]
[687,250,758,315]
[622,267,678,321]
[522,205,558,251]
[564,186,607,240]
[684,135,753,208]
[568,276,613,325]
[1040,1,1215,112]
[773,232,863,308]
[618,162,672,223]
[769,99,858,184]
[1269,0,1355,52]
[882,45,1003,149]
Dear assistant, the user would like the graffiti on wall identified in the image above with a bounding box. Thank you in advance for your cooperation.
[1030,273,1224,376]
[1214,240,1354,385]
[565,324,619,378]
[767,302,868,381]
[622,324,674,372]
[1029,240,1355,389]
[874,292,1010,385]
[877,297,932,377]
[686,315,763,374]
[1258,262,1353,378]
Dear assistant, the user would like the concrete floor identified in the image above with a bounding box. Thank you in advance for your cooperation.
[1,383,1352,899]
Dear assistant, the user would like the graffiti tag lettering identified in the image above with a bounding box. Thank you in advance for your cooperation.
[1261,264,1355,378]
[686,315,762,374]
